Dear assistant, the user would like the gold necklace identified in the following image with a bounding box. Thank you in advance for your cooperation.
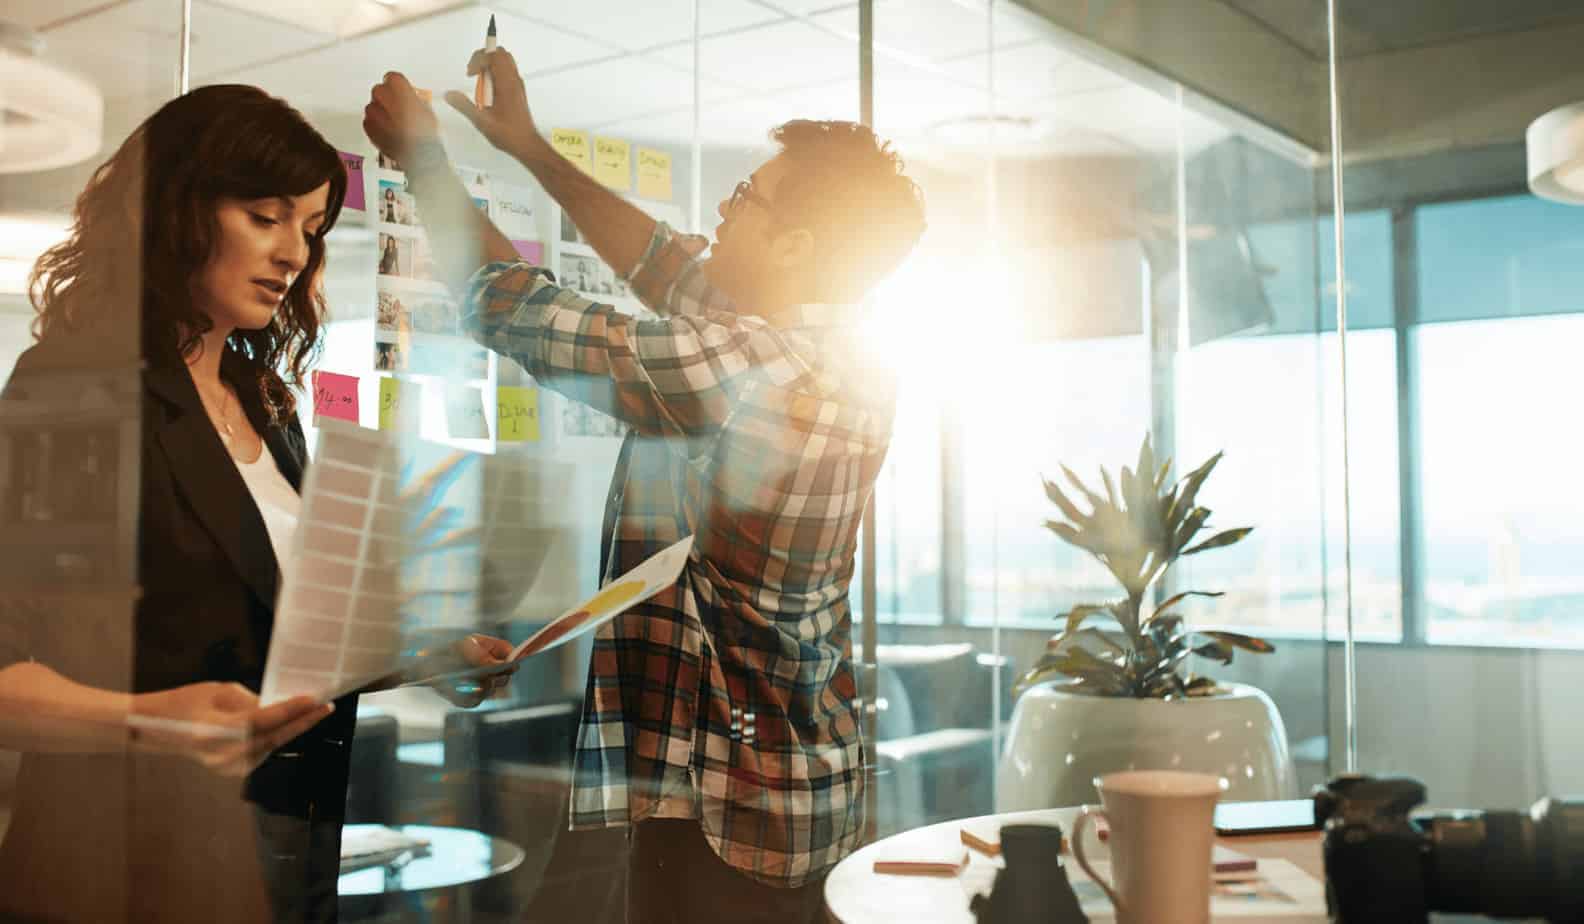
[198,382,237,443]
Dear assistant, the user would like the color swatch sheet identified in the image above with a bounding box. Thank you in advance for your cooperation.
[261,419,565,704]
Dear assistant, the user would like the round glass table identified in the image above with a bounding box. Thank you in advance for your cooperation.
[338,824,526,897]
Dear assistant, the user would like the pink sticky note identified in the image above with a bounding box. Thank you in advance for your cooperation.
[511,240,544,264]
[340,151,366,212]
[313,370,360,423]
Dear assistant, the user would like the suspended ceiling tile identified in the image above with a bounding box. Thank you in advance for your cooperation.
[492,0,783,52]
[937,41,1128,100]
[10,0,123,31]
[222,7,615,116]
[1024,84,1231,156]
[653,19,857,93]
[38,0,331,102]
[809,0,1037,63]
[872,63,996,139]
[522,54,738,135]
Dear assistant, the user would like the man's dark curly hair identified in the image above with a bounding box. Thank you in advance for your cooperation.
[767,120,926,301]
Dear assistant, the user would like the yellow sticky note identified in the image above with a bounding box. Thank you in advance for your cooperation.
[378,376,419,431]
[496,386,540,443]
[551,129,592,176]
[636,147,672,201]
[593,136,632,191]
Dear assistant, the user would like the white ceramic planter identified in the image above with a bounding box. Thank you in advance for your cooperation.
[996,682,1296,812]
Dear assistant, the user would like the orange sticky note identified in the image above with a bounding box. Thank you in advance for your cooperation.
[312,371,360,423]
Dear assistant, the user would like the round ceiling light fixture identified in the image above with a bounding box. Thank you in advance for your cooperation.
[1527,101,1584,205]
[0,23,104,174]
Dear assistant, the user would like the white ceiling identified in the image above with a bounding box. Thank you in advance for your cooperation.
[20,0,1233,157]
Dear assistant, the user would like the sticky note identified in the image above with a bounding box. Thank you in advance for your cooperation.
[636,147,672,201]
[378,377,420,432]
[444,385,490,439]
[551,129,592,175]
[496,386,540,443]
[312,371,360,424]
[511,240,544,264]
[339,152,366,212]
[593,137,632,191]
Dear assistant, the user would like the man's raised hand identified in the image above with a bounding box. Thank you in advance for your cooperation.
[364,71,442,166]
[445,46,542,158]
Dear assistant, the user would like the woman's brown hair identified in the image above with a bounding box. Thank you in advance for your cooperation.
[29,84,347,418]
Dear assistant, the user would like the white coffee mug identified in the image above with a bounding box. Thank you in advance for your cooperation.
[1071,770,1229,924]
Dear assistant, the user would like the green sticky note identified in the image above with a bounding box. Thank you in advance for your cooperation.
[378,376,419,432]
[496,386,540,443]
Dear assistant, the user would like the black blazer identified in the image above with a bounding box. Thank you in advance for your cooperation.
[3,339,355,819]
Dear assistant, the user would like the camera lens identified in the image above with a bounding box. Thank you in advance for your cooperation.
[1422,800,1584,921]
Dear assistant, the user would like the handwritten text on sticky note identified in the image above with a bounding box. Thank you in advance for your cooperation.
[636,147,672,201]
[339,152,366,212]
[312,371,360,424]
[593,137,632,191]
[551,129,592,175]
[378,377,420,432]
[496,386,540,443]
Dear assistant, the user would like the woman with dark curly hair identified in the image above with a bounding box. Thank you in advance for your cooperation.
[0,83,350,922]
[0,81,533,921]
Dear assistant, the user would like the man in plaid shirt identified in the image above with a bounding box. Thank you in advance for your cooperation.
[365,45,924,921]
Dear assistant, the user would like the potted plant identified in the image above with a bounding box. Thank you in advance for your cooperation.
[995,436,1297,811]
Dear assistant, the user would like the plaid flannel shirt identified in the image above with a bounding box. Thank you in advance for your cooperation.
[461,223,896,887]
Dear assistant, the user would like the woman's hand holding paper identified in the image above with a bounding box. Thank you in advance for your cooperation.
[128,682,334,777]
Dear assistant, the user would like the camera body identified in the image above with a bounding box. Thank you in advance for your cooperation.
[1315,774,1584,923]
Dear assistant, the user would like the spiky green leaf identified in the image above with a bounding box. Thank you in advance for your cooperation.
[1182,527,1254,556]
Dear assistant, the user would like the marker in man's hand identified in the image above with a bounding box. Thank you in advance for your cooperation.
[474,15,497,109]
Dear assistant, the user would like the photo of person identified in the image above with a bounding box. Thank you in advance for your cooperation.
[377,232,415,278]
[377,151,401,170]
[559,253,599,294]
[374,339,406,371]
[378,180,417,225]
[375,289,410,334]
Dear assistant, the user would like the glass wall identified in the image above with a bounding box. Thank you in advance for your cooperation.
[4,0,1582,920]
[1333,1,1584,813]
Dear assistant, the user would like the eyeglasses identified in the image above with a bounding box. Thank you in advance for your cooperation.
[728,180,774,215]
